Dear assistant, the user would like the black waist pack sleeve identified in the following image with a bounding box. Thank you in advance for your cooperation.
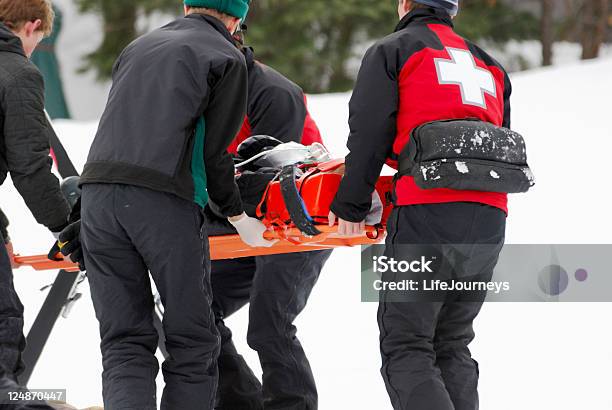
[398,119,535,193]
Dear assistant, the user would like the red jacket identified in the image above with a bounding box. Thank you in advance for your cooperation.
[331,8,511,222]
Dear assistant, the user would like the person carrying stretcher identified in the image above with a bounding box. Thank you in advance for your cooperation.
[207,29,332,410]
[328,1,533,409]
[55,1,280,409]
[1,1,71,407]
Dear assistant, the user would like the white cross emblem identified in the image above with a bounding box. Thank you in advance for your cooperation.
[434,47,497,108]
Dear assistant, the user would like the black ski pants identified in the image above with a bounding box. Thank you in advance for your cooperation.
[0,365,54,409]
[0,234,53,409]
[379,203,505,410]
[81,184,219,410]
[0,232,24,382]
[211,250,332,410]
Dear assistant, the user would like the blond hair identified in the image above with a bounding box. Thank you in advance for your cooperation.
[0,0,54,36]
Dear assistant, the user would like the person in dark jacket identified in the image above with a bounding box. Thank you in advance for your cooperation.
[211,39,332,410]
[65,1,276,409]
[0,1,70,407]
[329,1,510,409]
[227,40,324,153]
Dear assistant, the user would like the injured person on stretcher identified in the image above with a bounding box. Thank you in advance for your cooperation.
[202,135,392,259]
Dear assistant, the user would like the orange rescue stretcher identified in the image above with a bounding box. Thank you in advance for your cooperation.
[14,159,394,271]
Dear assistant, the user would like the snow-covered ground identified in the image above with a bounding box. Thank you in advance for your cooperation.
[2,56,611,409]
[483,40,612,72]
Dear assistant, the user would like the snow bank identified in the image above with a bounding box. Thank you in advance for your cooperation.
[1,57,611,409]
[487,40,612,72]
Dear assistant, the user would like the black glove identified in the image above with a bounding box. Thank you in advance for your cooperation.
[48,221,85,271]
[47,240,63,262]
[60,221,85,271]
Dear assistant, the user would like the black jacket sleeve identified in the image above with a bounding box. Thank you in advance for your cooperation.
[250,85,306,144]
[0,208,9,243]
[330,43,398,222]
[502,70,512,129]
[1,66,70,231]
[203,59,248,218]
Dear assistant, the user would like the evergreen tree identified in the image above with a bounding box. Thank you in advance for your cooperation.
[245,0,397,93]
[75,0,179,80]
[453,0,539,43]
[75,0,539,92]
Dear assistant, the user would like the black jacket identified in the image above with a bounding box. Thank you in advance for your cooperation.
[0,23,70,232]
[228,47,325,155]
[243,47,306,143]
[81,15,247,217]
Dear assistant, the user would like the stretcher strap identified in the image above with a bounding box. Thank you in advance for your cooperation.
[279,165,322,237]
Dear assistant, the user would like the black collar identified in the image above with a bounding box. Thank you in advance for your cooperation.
[242,46,255,71]
[395,7,453,33]
[0,22,26,57]
[184,13,236,44]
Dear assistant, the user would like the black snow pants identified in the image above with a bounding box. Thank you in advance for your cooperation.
[81,184,219,410]
[0,366,54,409]
[211,250,332,410]
[0,234,53,409]
[379,202,505,410]
[0,231,24,383]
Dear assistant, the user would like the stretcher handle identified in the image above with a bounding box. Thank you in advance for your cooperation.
[13,224,386,271]
[13,254,80,272]
[210,224,385,260]
[263,224,384,244]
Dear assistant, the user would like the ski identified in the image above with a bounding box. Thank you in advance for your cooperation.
[18,271,83,385]
[18,114,82,385]
[46,112,78,178]
[153,294,169,358]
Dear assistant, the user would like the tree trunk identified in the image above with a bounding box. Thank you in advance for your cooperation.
[580,0,609,59]
[541,0,554,66]
[82,1,137,80]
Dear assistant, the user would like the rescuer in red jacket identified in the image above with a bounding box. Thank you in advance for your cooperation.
[210,37,332,410]
[330,1,511,409]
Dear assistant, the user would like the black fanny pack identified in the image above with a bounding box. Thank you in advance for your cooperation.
[398,119,535,193]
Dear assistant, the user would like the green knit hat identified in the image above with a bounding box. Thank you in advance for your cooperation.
[184,0,250,20]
